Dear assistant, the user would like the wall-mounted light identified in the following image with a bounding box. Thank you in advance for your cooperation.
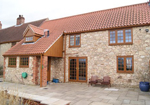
[145,29,149,33]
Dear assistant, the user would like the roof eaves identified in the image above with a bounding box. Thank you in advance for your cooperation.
[65,23,150,34]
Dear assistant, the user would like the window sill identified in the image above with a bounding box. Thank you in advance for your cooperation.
[69,46,81,48]
[117,71,134,74]
[109,43,133,46]
[8,66,16,68]
[19,66,29,68]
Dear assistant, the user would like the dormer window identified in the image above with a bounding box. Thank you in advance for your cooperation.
[25,37,33,42]
[23,24,45,44]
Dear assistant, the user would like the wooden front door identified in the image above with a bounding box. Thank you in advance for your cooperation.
[69,57,87,82]
[47,57,51,81]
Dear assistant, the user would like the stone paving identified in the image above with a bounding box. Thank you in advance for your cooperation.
[0,81,150,105]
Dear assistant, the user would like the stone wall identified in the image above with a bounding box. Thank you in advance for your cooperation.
[0,43,12,67]
[51,57,64,82]
[4,56,37,85]
[63,26,150,87]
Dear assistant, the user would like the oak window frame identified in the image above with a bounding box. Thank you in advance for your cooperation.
[25,36,34,43]
[117,56,134,73]
[69,34,81,48]
[20,56,29,68]
[8,57,17,67]
[109,28,133,45]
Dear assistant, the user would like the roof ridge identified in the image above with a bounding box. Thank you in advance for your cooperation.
[0,18,47,30]
[29,24,44,30]
[45,2,148,23]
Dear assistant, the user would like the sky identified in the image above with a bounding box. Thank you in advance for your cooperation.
[0,0,148,28]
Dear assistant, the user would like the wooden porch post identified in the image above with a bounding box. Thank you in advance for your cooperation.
[40,54,43,87]
[64,32,67,82]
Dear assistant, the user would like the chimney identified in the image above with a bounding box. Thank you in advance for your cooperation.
[16,15,25,25]
[0,21,2,29]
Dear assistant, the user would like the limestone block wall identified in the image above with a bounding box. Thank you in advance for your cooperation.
[51,57,64,82]
[4,56,35,85]
[64,26,150,87]
[0,43,12,67]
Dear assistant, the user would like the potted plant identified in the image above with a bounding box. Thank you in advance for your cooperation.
[138,69,150,92]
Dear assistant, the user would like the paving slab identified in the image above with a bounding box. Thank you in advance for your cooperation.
[122,100,130,104]
[130,100,145,105]
[73,100,92,105]
[90,102,113,105]
[0,81,150,105]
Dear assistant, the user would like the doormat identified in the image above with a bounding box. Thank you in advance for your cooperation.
[104,88,119,91]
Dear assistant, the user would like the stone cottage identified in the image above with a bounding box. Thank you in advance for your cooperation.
[0,15,48,68]
[3,2,150,87]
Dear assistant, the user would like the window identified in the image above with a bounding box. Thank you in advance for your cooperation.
[25,37,33,42]
[8,57,16,67]
[69,34,81,47]
[109,29,132,45]
[117,56,134,73]
[20,57,29,67]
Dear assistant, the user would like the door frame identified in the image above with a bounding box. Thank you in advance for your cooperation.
[47,57,51,81]
[68,57,88,82]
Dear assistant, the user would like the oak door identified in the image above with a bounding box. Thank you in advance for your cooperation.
[69,57,87,82]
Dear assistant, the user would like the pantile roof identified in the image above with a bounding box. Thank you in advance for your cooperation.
[0,18,47,44]
[28,24,44,35]
[4,2,150,56]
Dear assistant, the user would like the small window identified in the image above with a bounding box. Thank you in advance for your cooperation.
[8,57,16,67]
[69,34,81,47]
[109,29,132,45]
[25,37,33,42]
[117,56,134,73]
[20,57,29,67]
[110,31,116,44]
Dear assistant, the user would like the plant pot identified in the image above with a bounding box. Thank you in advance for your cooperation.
[139,82,149,92]
[52,78,59,83]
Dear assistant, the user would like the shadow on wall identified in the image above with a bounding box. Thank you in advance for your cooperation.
[0,66,3,75]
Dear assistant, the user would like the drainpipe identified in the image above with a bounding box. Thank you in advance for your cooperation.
[40,54,43,87]
[64,32,67,82]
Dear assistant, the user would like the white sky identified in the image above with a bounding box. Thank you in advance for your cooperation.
[0,0,148,28]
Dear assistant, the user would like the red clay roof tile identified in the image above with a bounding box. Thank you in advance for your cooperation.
[29,24,44,35]
[4,2,150,55]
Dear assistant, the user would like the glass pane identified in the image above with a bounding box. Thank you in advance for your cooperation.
[126,57,132,71]
[70,36,74,46]
[117,30,123,43]
[26,37,33,41]
[9,58,16,66]
[70,59,76,80]
[118,57,124,71]
[20,57,28,66]
[76,35,80,46]
[79,59,86,80]
[110,31,116,44]
[125,29,132,42]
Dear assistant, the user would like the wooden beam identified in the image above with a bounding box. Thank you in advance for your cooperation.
[40,54,43,87]
[64,33,67,82]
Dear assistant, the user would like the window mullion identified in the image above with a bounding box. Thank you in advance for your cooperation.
[123,29,125,43]
[116,30,117,44]
[74,35,76,46]
[124,57,126,72]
